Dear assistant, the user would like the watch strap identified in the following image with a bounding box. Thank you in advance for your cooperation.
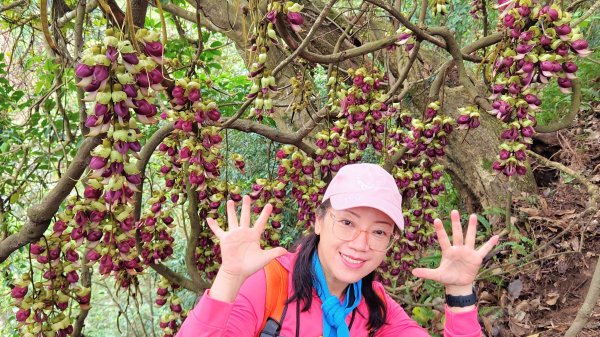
[445,289,477,307]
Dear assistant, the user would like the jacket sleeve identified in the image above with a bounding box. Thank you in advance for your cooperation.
[175,270,267,337]
[375,283,481,337]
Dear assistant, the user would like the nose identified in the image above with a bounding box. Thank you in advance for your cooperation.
[347,229,369,251]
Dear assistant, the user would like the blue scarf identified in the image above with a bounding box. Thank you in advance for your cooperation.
[312,251,362,337]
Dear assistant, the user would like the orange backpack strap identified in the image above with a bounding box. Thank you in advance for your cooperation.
[258,259,289,335]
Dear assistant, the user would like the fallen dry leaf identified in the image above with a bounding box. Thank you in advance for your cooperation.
[546,292,560,306]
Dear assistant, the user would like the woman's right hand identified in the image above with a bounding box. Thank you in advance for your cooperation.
[207,195,288,283]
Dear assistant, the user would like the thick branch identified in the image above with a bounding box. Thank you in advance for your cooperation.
[275,18,399,65]
[535,78,581,133]
[0,137,100,263]
[72,258,91,337]
[272,0,338,76]
[430,27,492,111]
[183,168,203,287]
[131,123,202,292]
[564,256,600,337]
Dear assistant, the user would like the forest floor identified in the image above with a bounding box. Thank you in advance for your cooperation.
[484,102,600,336]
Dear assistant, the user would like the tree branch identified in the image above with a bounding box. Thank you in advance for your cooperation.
[535,78,581,133]
[0,136,101,263]
[0,0,27,13]
[131,123,203,292]
[272,0,338,76]
[571,0,600,27]
[430,27,492,111]
[564,255,600,337]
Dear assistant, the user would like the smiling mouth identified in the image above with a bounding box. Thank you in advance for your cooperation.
[340,253,365,264]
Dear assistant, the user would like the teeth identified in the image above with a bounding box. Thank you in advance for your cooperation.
[341,254,362,264]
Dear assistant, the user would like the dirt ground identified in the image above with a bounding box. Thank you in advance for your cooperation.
[480,103,600,336]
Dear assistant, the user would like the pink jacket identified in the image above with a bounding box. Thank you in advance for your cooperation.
[176,251,481,337]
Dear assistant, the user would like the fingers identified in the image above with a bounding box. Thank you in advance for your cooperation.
[253,203,273,235]
[433,219,451,251]
[265,247,288,261]
[226,200,239,229]
[239,195,251,227]
[464,214,478,248]
[206,218,225,239]
[477,235,500,258]
[411,267,441,282]
[450,210,464,246]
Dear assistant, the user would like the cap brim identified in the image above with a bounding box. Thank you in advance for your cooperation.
[328,193,404,230]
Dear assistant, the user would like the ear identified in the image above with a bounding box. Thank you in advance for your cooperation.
[314,216,323,235]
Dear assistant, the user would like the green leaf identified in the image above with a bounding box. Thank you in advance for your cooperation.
[262,117,277,128]
[412,306,434,326]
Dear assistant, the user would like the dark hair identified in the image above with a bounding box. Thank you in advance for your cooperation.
[288,200,387,331]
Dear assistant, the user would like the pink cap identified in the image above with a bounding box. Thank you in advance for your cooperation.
[323,163,404,230]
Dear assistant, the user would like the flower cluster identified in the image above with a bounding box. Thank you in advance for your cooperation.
[431,0,450,16]
[380,102,453,282]
[155,277,186,337]
[77,29,162,136]
[11,198,94,337]
[337,67,394,153]
[137,192,176,265]
[490,0,590,176]
[456,105,481,129]
[289,72,314,118]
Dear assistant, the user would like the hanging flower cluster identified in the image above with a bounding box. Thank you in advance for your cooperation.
[337,67,394,153]
[11,197,97,337]
[489,0,590,176]
[289,72,314,118]
[137,192,176,265]
[158,78,230,280]
[155,277,187,337]
[380,102,454,281]
[470,0,483,19]
[431,0,450,16]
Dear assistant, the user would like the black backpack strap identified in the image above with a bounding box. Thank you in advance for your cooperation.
[259,299,289,337]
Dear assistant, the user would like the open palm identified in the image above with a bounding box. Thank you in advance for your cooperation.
[412,210,499,287]
[206,195,287,280]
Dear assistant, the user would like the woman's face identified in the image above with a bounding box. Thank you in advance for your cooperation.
[315,206,395,297]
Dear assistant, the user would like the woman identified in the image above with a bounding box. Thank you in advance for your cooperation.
[176,163,499,336]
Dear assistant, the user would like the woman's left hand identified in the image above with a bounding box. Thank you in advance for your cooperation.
[411,210,499,291]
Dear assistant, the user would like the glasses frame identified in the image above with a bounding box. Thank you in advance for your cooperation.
[328,212,399,252]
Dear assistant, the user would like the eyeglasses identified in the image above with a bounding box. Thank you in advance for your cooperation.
[328,213,398,252]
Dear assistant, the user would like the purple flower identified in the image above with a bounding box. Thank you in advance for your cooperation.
[188,88,201,102]
[555,24,571,36]
[148,68,163,85]
[266,10,277,23]
[144,41,164,58]
[106,46,118,62]
[287,12,304,32]
[94,66,109,82]
[75,64,94,78]
[136,71,150,88]
[123,84,137,98]
[122,53,139,65]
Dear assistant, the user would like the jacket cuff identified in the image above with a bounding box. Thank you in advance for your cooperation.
[444,305,481,336]
[192,289,235,328]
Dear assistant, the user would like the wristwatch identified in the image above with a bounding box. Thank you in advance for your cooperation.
[445,287,477,307]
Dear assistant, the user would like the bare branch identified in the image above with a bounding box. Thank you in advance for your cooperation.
[0,137,101,263]
[571,0,600,27]
[535,78,581,133]
[0,0,27,13]
[272,0,338,76]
